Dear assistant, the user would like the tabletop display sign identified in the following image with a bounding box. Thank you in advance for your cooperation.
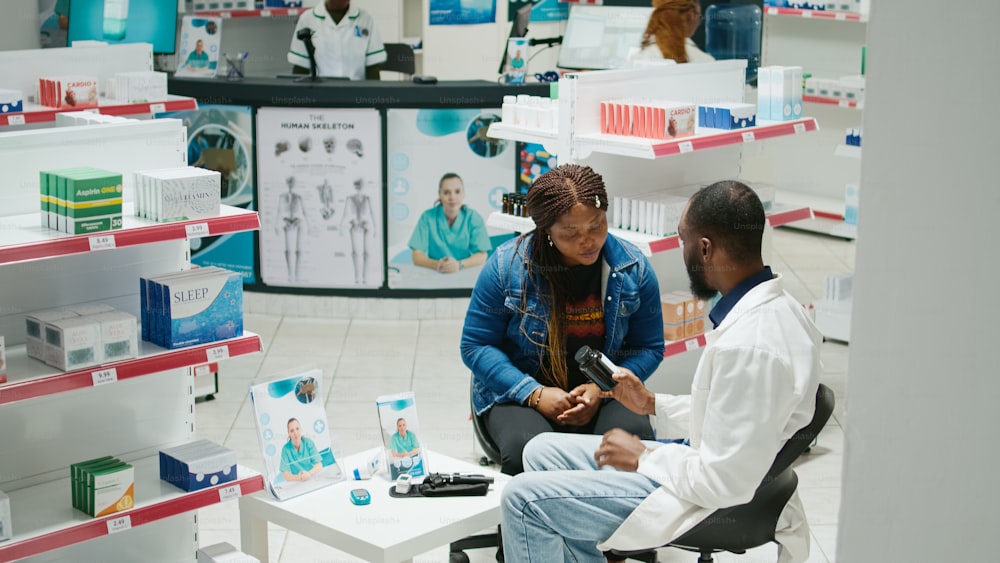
[375,391,427,481]
[175,16,222,78]
[250,369,344,501]
[257,107,384,289]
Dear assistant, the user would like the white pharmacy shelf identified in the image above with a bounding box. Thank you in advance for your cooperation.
[803,95,864,110]
[0,457,263,562]
[487,203,812,257]
[764,6,868,22]
[573,117,819,160]
[0,333,262,405]
[485,123,558,150]
[835,144,862,159]
[0,95,198,127]
[776,192,856,239]
[0,205,259,266]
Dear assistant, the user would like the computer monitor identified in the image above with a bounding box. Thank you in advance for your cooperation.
[68,0,179,54]
[498,3,534,75]
[557,5,653,71]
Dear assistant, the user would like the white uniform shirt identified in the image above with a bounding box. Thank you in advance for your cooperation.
[288,4,387,80]
[598,273,822,558]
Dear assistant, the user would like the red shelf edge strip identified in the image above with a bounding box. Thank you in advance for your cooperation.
[664,334,707,358]
[766,207,814,228]
[0,475,264,561]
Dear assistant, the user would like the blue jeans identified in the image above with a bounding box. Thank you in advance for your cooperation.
[501,433,661,563]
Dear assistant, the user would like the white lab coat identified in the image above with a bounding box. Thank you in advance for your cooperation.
[598,274,821,562]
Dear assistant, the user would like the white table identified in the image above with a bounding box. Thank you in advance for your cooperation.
[239,449,509,563]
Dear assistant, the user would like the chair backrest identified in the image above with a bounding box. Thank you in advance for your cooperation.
[470,378,502,465]
[766,383,835,480]
[381,43,416,76]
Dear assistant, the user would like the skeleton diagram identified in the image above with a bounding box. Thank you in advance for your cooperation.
[339,178,376,284]
[276,175,309,282]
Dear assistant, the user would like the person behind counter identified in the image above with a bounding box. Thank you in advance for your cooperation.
[629,0,714,64]
[409,173,491,274]
[288,0,387,80]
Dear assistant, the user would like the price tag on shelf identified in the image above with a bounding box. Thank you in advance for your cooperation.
[260,9,271,16]
[92,368,118,387]
[219,484,241,502]
[89,234,117,251]
[288,8,300,16]
[220,11,231,18]
[149,103,166,114]
[765,7,777,15]
[835,12,847,20]
[7,114,25,126]
[793,122,807,134]
[684,338,701,352]
[107,515,132,534]
[838,99,852,108]
[678,141,694,153]
[185,223,210,239]
[741,131,755,143]
[206,345,230,362]
[801,10,812,17]
[84,108,100,114]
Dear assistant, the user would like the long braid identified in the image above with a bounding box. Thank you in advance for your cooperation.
[517,164,608,390]
[640,0,698,63]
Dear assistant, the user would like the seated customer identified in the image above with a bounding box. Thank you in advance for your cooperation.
[501,180,822,563]
[409,173,491,273]
[460,164,665,475]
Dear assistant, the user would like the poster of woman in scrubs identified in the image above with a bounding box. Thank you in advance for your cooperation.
[385,108,516,289]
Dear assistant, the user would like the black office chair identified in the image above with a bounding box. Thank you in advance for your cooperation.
[608,383,835,563]
[381,43,416,78]
[449,379,505,562]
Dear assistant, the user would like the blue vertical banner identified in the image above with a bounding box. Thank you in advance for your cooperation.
[158,105,258,284]
[508,0,567,23]
[430,0,497,26]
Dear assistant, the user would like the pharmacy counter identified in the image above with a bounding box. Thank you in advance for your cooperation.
[168,77,550,109]
[165,77,550,296]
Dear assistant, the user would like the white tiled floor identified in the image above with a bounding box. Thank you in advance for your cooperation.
[195,228,853,563]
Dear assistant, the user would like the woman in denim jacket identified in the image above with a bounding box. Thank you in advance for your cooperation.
[461,165,665,475]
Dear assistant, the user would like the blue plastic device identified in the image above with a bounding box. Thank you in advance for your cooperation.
[350,488,371,505]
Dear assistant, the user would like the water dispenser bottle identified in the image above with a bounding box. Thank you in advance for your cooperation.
[705,3,762,83]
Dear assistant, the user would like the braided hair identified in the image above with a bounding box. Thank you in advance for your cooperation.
[640,0,699,63]
[516,164,608,390]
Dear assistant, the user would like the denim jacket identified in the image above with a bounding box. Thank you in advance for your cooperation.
[461,233,665,415]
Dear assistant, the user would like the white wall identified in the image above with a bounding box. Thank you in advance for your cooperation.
[0,0,42,51]
[838,0,1000,559]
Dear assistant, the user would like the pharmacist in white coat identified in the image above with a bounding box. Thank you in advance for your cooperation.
[288,0,387,80]
[501,180,822,563]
